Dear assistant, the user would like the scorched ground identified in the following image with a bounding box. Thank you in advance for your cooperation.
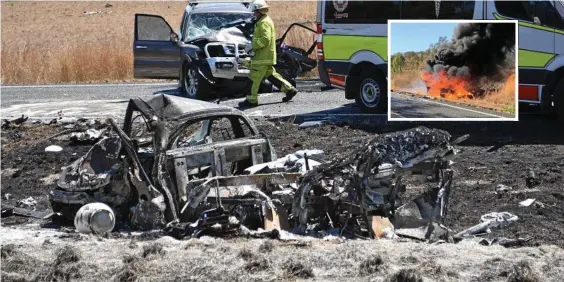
[1,115,564,281]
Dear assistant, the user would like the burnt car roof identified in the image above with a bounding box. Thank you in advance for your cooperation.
[122,94,256,136]
[125,94,247,122]
[189,3,252,14]
[145,94,244,119]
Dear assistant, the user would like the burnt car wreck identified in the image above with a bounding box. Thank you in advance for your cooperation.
[49,94,468,241]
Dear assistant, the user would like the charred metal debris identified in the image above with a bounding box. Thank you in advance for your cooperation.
[47,94,469,241]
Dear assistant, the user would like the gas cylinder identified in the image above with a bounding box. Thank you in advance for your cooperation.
[74,202,116,234]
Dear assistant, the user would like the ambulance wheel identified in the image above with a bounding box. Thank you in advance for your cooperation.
[554,77,564,123]
[354,73,387,114]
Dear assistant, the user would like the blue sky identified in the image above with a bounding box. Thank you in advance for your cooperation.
[390,22,457,54]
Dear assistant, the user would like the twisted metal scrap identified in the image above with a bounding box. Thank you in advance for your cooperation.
[292,126,465,233]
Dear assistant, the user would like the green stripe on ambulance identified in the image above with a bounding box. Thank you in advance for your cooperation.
[323,35,388,62]
[519,50,555,68]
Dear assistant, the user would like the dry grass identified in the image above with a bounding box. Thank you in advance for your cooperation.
[391,71,517,113]
[391,72,426,93]
[1,1,317,85]
[3,225,564,282]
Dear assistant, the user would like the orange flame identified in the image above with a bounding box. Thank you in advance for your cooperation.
[420,70,473,100]
[501,73,515,94]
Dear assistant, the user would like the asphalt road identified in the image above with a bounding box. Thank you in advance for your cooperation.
[0,80,375,120]
[390,92,516,119]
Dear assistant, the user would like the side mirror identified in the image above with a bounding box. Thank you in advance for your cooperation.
[170,32,179,43]
[534,16,541,25]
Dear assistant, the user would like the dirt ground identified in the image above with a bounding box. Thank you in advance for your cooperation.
[1,116,564,281]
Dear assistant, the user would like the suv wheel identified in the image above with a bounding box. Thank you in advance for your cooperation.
[182,63,211,100]
[259,80,273,93]
[354,72,387,114]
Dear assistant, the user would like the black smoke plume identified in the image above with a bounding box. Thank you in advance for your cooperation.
[425,23,516,83]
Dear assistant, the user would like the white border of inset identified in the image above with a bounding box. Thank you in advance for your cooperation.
[387,19,519,122]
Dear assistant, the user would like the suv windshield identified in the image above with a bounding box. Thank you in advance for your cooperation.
[186,12,252,41]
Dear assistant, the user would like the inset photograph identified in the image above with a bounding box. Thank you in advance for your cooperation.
[388,20,518,121]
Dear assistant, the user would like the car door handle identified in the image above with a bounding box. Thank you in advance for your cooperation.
[135,45,147,49]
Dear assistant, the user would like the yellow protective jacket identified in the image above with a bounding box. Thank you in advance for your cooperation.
[251,14,277,66]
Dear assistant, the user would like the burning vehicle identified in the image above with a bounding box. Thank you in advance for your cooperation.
[133,1,317,100]
[48,94,469,240]
[422,23,516,100]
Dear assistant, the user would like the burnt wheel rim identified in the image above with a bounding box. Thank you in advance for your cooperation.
[360,78,380,108]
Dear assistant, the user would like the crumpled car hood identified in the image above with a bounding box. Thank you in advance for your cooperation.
[196,26,250,44]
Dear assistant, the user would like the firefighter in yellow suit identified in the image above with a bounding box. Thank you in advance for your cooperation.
[238,0,298,108]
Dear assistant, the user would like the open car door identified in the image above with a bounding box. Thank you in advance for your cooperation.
[133,14,181,79]
[274,23,318,83]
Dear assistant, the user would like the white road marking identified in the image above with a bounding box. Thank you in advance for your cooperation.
[1,81,322,89]
[401,94,508,118]
[1,83,178,89]
[391,112,407,118]
[0,100,127,119]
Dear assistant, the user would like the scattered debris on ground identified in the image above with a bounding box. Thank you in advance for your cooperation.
[2,115,29,130]
[519,198,536,207]
[17,197,37,209]
[69,128,105,145]
[45,145,63,152]
[455,212,519,238]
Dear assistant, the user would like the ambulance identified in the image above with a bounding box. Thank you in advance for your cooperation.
[316,0,564,119]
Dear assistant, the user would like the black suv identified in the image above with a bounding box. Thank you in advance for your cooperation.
[133,0,317,100]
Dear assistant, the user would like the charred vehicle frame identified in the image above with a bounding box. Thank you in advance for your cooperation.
[49,94,302,232]
[49,97,468,241]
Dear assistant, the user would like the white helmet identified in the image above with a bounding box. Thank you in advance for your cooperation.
[251,0,270,13]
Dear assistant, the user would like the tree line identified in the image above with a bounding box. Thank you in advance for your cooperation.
[391,36,448,73]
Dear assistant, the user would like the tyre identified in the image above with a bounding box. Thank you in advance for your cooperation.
[554,77,564,123]
[290,78,297,88]
[181,63,212,100]
[353,72,387,114]
[259,80,273,93]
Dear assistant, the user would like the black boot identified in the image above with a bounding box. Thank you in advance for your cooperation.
[282,87,298,102]
[238,99,258,109]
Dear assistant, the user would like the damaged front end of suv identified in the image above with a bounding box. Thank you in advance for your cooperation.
[180,18,318,99]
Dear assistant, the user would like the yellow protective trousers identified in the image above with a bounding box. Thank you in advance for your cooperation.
[246,65,293,104]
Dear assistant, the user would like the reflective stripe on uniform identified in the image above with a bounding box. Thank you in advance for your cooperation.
[251,60,276,66]
[323,35,388,62]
